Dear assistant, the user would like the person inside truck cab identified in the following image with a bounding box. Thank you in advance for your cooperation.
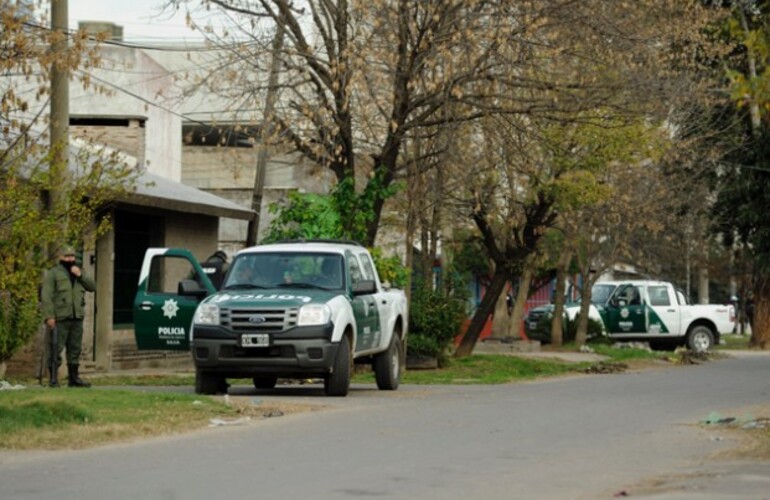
[231,262,256,286]
[319,257,342,288]
[191,250,229,290]
[617,285,641,306]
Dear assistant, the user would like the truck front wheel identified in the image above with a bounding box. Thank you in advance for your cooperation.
[687,325,715,353]
[195,369,222,395]
[324,338,351,397]
[374,334,402,390]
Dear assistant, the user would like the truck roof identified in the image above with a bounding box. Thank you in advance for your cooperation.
[236,240,364,256]
[596,280,671,287]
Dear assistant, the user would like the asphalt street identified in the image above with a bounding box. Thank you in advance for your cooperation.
[2,351,770,499]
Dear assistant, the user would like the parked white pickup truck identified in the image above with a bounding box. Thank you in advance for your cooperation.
[524,280,735,352]
[133,240,408,397]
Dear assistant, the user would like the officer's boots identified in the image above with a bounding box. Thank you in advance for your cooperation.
[67,364,91,388]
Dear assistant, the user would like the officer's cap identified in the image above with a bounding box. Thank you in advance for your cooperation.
[60,245,76,256]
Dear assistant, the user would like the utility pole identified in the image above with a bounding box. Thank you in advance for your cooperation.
[49,0,69,220]
[247,26,284,246]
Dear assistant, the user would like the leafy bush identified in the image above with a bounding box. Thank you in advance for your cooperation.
[408,288,468,364]
[566,313,605,341]
[369,247,410,289]
[0,148,134,362]
[528,311,604,344]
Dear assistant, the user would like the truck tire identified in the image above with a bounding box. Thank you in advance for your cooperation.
[687,325,715,352]
[253,376,278,389]
[374,333,402,390]
[324,338,351,397]
[195,369,221,395]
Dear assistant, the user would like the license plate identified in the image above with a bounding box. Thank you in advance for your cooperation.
[528,322,537,330]
[241,333,270,347]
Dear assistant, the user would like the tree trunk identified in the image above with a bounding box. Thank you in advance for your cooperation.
[575,278,594,347]
[697,267,709,304]
[550,248,573,347]
[750,276,770,349]
[247,25,284,246]
[490,285,510,338]
[508,266,533,339]
[455,268,508,357]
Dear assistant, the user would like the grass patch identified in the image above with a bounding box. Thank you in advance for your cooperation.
[406,355,581,384]
[589,343,665,362]
[87,374,195,386]
[717,334,752,350]
[0,388,242,450]
[359,354,584,385]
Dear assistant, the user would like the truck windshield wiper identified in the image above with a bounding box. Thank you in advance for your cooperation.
[275,282,331,290]
[223,283,269,290]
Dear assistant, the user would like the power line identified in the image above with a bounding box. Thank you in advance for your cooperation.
[23,20,260,52]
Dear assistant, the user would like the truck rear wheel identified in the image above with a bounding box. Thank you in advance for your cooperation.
[195,369,221,395]
[687,325,715,352]
[374,333,401,390]
[324,338,351,397]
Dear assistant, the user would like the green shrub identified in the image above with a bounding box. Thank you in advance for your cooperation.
[408,288,468,364]
[529,311,604,344]
[566,313,605,340]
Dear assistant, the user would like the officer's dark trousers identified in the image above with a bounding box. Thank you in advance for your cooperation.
[49,319,84,367]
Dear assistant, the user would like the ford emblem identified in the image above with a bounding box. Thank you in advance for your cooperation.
[248,315,267,324]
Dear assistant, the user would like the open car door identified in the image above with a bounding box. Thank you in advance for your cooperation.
[604,283,647,334]
[133,248,217,350]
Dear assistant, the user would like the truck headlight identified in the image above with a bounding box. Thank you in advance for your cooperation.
[297,304,331,326]
[194,304,220,325]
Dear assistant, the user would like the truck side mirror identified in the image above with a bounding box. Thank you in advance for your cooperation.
[178,279,208,299]
[352,280,377,296]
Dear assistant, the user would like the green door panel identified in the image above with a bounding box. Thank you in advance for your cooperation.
[133,249,216,350]
[646,308,671,334]
[352,294,380,352]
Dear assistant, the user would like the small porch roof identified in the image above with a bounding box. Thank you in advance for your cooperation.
[127,170,255,221]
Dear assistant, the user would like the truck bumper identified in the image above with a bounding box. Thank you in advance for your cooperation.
[191,324,338,378]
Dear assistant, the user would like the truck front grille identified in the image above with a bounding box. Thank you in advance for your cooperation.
[220,307,299,333]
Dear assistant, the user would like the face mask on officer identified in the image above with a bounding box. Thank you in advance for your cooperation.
[60,254,76,271]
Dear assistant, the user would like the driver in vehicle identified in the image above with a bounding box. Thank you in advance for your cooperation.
[320,258,342,288]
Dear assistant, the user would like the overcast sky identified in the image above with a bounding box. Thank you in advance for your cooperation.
[68,0,205,42]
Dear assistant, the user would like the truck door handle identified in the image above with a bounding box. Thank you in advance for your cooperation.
[140,301,153,311]
[667,309,676,312]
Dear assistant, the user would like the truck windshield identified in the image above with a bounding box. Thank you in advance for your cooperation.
[223,252,345,290]
[591,284,617,304]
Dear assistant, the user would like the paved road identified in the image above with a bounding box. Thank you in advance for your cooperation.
[2,352,770,499]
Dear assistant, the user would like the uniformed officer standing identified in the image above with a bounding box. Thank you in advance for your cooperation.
[41,245,96,387]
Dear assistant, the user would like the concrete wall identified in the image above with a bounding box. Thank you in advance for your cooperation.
[70,46,182,180]
[164,212,220,263]
[71,118,146,168]
[181,145,335,249]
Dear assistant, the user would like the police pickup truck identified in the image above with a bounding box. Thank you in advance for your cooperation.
[524,280,735,352]
[133,241,408,397]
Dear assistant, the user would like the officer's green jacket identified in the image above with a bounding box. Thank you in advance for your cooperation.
[41,264,96,321]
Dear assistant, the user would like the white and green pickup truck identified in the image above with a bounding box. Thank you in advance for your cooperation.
[524,280,735,352]
[132,240,408,396]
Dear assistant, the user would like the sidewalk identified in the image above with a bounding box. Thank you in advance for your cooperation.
[472,337,609,363]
